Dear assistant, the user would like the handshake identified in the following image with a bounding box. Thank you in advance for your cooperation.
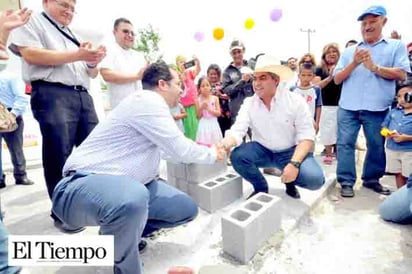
[211,137,236,162]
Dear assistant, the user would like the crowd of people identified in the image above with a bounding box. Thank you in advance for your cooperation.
[0,2,411,274]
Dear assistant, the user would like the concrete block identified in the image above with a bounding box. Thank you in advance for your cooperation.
[185,161,227,183]
[222,193,282,263]
[166,161,186,179]
[165,176,177,188]
[176,178,189,193]
[189,172,243,213]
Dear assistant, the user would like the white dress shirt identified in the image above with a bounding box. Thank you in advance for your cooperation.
[226,88,315,151]
[64,90,217,184]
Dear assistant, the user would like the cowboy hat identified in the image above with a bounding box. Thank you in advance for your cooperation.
[254,55,294,82]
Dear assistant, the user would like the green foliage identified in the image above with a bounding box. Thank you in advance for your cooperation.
[133,24,162,62]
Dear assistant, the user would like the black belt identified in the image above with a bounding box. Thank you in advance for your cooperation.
[31,80,88,92]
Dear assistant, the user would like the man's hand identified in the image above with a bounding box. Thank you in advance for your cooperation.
[212,144,226,162]
[281,163,299,184]
[78,42,106,65]
[390,30,401,40]
[353,47,369,65]
[362,51,376,71]
[391,132,409,143]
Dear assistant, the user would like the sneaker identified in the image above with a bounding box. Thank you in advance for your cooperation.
[340,185,354,198]
[322,156,333,165]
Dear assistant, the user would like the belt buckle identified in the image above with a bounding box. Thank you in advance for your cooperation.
[73,85,82,91]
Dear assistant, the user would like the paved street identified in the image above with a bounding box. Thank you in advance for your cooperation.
[0,139,411,273]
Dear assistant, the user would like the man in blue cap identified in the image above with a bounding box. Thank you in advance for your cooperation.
[334,5,411,198]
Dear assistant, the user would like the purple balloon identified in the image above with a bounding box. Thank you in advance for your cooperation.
[270,9,283,22]
[194,32,205,42]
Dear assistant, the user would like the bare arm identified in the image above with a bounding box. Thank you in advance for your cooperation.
[334,61,358,85]
[370,65,406,81]
[209,96,221,117]
[100,68,140,84]
[195,98,202,119]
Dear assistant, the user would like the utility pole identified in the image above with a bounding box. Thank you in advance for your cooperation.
[300,28,316,52]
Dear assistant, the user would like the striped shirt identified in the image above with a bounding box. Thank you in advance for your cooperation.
[9,11,90,88]
[63,90,217,184]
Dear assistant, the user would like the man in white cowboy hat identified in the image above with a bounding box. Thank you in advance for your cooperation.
[221,55,325,199]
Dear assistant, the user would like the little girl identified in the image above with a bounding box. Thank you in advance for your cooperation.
[195,77,223,146]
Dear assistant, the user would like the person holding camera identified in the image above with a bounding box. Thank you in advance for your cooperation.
[175,55,201,141]
[334,5,411,198]
[381,80,412,188]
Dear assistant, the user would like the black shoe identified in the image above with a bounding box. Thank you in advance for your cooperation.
[54,219,85,234]
[0,174,6,189]
[285,184,300,199]
[340,185,354,198]
[15,178,34,186]
[363,182,391,195]
[247,189,268,200]
[138,240,147,254]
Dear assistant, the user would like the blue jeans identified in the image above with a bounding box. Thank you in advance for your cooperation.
[337,108,387,187]
[0,116,27,180]
[0,219,21,274]
[379,175,412,224]
[230,142,325,192]
[52,173,198,274]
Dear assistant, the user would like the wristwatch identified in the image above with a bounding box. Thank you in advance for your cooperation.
[289,161,301,169]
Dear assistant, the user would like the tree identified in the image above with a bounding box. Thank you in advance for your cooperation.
[133,24,161,62]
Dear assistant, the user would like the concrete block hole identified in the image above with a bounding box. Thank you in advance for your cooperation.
[216,177,225,182]
[245,202,262,212]
[231,210,251,222]
[205,182,217,188]
[256,195,273,203]
[226,174,236,178]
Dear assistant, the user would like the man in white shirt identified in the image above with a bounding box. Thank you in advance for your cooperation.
[221,55,325,199]
[100,18,147,109]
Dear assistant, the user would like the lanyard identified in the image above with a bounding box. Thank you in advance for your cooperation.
[41,12,80,47]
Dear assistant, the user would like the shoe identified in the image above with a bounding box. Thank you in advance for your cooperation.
[0,174,6,189]
[246,190,268,200]
[138,240,147,254]
[54,219,85,234]
[322,156,333,165]
[15,177,34,186]
[263,168,282,176]
[340,185,354,197]
[363,182,391,195]
[285,184,300,199]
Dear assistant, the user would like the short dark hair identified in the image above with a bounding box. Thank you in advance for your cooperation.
[299,63,315,73]
[142,60,173,90]
[345,39,358,48]
[207,64,221,78]
[287,57,297,62]
[114,18,132,30]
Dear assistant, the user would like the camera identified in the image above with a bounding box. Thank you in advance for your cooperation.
[183,60,196,69]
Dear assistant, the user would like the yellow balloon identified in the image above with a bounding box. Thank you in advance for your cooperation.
[213,28,225,40]
[244,18,255,30]
[380,127,389,137]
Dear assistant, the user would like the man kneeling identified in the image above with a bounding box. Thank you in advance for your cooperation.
[52,61,225,273]
[221,55,325,199]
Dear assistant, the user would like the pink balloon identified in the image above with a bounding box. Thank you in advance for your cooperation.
[194,32,205,42]
[270,9,283,22]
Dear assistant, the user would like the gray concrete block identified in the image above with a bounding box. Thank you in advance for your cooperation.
[222,193,282,263]
[185,161,227,183]
[166,161,186,179]
[190,173,242,213]
[165,176,177,188]
[176,178,189,193]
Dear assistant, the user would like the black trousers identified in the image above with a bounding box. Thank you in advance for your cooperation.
[0,116,26,180]
[30,81,98,199]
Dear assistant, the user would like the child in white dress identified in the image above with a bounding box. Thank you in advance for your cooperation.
[195,77,223,146]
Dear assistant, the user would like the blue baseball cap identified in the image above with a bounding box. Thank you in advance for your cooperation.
[357,5,387,21]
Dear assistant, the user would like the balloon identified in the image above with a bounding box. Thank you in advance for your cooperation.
[213,28,225,40]
[244,18,255,30]
[194,31,204,42]
[270,8,283,22]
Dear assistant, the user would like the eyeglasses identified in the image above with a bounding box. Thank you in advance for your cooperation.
[54,0,76,14]
[121,29,135,37]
